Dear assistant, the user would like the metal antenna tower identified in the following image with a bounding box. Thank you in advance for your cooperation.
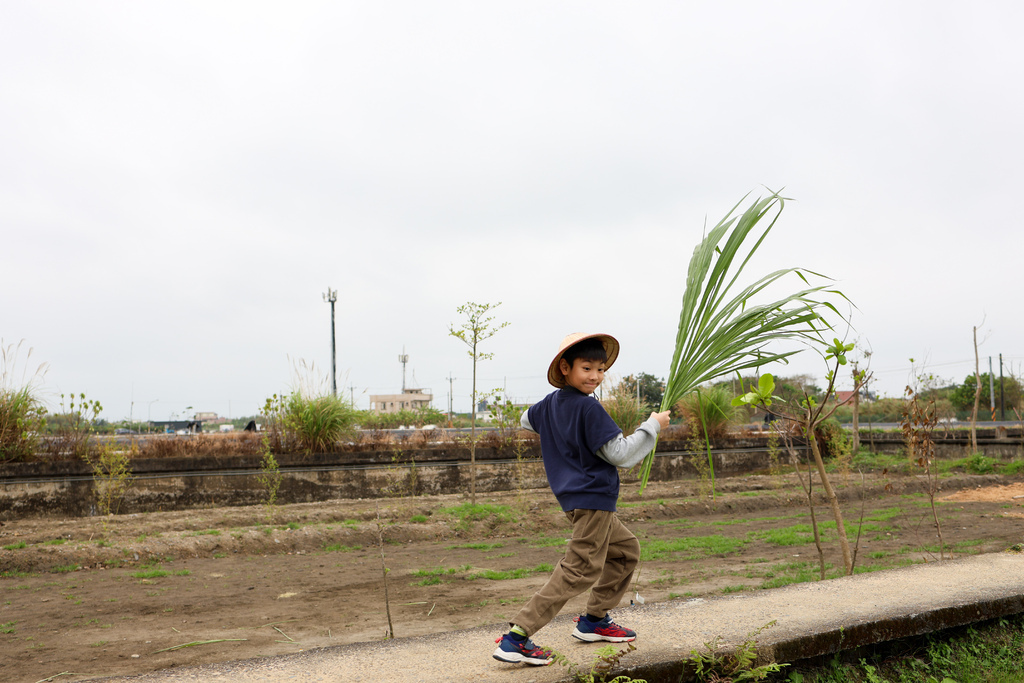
[399,347,409,392]
[323,287,338,396]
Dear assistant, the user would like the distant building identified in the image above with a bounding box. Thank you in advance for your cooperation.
[370,388,433,414]
[195,411,218,422]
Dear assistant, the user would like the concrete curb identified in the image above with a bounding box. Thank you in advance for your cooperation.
[93,551,1024,683]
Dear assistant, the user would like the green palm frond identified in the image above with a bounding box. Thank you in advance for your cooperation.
[638,190,846,493]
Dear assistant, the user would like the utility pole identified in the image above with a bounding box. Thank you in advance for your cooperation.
[349,385,356,407]
[399,348,409,392]
[990,356,996,421]
[1000,354,1005,421]
[448,372,455,421]
[323,288,337,397]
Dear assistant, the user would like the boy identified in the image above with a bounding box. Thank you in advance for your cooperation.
[492,332,671,666]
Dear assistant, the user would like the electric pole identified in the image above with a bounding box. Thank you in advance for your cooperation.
[323,287,337,397]
[399,348,409,392]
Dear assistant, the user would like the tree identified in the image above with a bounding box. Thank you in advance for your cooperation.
[449,302,509,504]
[949,372,1022,416]
[616,373,665,409]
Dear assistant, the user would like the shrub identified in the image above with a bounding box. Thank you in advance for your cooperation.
[0,340,47,463]
[263,392,358,455]
[815,417,850,460]
[602,392,651,437]
[675,386,736,443]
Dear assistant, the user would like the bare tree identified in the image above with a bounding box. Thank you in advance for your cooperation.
[449,302,509,504]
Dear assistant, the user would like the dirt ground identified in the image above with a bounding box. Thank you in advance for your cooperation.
[3,471,1024,683]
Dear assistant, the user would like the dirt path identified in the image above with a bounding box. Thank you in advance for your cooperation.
[2,472,1023,683]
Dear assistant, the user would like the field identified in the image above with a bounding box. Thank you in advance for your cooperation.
[2,470,1024,683]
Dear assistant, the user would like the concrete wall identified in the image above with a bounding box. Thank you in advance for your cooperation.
[1,430,1020,520]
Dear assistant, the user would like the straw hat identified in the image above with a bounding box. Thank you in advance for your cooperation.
[547,332,620,388]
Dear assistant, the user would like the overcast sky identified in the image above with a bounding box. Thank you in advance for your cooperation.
[3,2,1022,422]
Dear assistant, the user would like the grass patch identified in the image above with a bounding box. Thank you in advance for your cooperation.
[720,584,748,593]
[190,530,221,537]
[640,535,746,561]
[410,564,472,578]
[130,569,191,579]
[324,544,361,552]
[439,502,517,527]
[527,536,569,548]
[788,614,1024,683]
[409,515,428,523]
[2,541,26,550]
[447,542,505,551]
[0,621,14,634]
[466,564,552,581]
[52,564,78,573]
[42,539,66,546]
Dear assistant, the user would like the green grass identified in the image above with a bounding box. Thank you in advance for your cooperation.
[130,569,191,579]
[52,564,78,573]
[190,529,221,536]
[465,564,553,581]
[788,615,1024,683]
[749,521,885,547]
[2,541,26,550]
[439,502,517,526]
[410,564,472,578]
[324,544,361,552]
[721,584,748,593]
[409,515,428,523]
[42,539,67,546]
[447,542,505,551]
[0,621,14,634]
[640,535,746,561]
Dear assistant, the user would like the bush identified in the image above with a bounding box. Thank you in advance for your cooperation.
[601,393,651,437]
[815,417,849,460]
[358,407,447,430]
[675,386,736,443]
[263,392,358,455]
[0,386,45,463]
[0,341,47,463]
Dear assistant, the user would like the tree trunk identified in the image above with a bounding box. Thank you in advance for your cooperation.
[808,423,853,574]
[851,362,860,454]
[469,341,477,505]
[971,326,981,454]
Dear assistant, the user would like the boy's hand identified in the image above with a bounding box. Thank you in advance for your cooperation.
[650,411,671,430]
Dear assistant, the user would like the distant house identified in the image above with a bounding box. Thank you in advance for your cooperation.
[832,390,871,405]
[369,388,433,414]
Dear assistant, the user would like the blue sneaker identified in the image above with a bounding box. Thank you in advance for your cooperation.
[572,613,636,642]
[492,633,553,665]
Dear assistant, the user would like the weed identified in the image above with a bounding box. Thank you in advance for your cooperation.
[324,544,361,552]
[641,535,746,561]
[254,435,282,523]
[439,502,517,528]
[447,542,504,551]
[86,439,135,522]
[52,564,78,573]
[687,620,786,681]
[0,621,14,634]
[3,541,26,550]
[551,641,648,683]
[410,514,428,523]
[465,564,552,581]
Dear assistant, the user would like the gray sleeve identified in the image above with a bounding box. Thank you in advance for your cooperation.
[596,417,662,468]
[520,409,536,433]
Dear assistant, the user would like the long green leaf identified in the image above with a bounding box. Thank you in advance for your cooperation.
[639,191,845,494]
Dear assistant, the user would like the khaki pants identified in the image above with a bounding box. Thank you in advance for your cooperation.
[512,508,640,637]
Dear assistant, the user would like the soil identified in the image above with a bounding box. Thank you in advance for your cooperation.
[2,471,1024,683]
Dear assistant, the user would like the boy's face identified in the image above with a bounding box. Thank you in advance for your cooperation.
[559,357,606,395]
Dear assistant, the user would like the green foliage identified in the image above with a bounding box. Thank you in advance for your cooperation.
[438,502,517,527]
[86,440,135,521]
[0,340,48,463]
[949,372,1022,413]
[551,642,648,683]
[639,191,843,493]
[255,436,282,522]
[262,391,358,454]
[678,386,737,442]
[43,393,104,460]
[640,535,746,561]
[358,407,446,429]
[602,390,651,437]
[687,621,786,682]
[616,373,665,411]
[814,418,849,460]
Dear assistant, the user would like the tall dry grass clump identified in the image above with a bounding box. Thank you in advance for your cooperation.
[675,386,737,444]
[0,340,48,463]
